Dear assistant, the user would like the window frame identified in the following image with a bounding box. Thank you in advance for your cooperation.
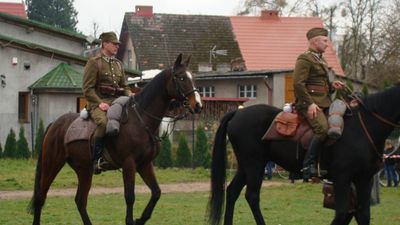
[18,92,29,123]
[198,86,215,97]
[238,84,257,98]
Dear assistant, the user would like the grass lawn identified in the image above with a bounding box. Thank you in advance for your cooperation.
[1,159,399,224]
[1,183,399,225]
[0,159,211,190]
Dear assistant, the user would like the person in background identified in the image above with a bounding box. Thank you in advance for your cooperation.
[264,161,275,180]
[383,140,399,187]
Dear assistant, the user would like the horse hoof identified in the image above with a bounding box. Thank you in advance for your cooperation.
[131,219,144,225]
[135,219,144,225]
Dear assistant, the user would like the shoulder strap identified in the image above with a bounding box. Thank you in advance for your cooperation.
[96,57,102,72]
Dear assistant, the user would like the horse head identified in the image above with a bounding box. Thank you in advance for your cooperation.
[167,53,202,114]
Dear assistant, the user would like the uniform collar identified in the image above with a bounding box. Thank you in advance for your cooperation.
[101,53,115,63]
[307,48,323,59]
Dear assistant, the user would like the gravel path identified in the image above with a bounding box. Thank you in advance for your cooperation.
[0,181,286,200]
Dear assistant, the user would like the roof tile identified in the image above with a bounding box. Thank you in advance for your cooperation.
[0,2,26,18]
[229,16,344,75]
[29,63,82,90]
[122,13,243,72]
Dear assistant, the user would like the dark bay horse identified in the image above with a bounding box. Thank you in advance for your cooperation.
[208,84,400,225]
[29,54,202,225]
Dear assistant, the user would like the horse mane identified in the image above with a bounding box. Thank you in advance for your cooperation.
[361,84,400,117]
[133,69,171,109]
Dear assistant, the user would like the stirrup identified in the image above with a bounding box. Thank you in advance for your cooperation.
[93,158,104,175]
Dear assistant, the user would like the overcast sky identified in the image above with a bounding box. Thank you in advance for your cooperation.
[74,0,244,36]
[2,0,244,36]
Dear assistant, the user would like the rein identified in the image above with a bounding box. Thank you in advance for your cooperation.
[350,88,400,157]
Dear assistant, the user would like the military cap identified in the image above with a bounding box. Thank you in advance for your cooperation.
[306,27,328,40]
[99,32,120,44]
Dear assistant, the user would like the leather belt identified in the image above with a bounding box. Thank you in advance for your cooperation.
[97,85,125,97]
[306,84,329,93]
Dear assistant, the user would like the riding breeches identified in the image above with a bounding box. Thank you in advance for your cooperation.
[300,108,328,140]
[91,107,108,138]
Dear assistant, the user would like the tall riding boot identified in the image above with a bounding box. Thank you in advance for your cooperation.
[302,137,322,180]
[93,137,105,175]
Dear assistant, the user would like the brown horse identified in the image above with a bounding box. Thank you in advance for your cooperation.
[29,54,202,225]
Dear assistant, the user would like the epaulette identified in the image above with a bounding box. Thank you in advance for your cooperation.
[91,55,101,60]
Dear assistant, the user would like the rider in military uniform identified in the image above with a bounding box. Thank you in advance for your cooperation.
[293,27,344,179]
[82,32,131,174]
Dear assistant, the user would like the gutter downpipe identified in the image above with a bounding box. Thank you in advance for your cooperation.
[263,75,273,105]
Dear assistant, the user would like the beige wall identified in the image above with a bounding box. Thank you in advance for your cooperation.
[122,36,138,69]
[196,73,292,109]
[196,78,269,106]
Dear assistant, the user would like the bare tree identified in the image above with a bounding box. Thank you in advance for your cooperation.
[366,0,400,86]
[92,21,100,38]
[237,0,289,15]
[340,0,370,80]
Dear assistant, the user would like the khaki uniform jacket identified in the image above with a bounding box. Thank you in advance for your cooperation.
[82,54,130,110]
[293,50,332,110]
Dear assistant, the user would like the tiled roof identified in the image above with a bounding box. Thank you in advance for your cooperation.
[229,15,344,76]
[0,2,26,18]
[29,63,83,91]
[121,13,243,72]
[0,11,88,42]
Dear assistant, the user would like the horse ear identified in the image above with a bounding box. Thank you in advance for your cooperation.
[184,55,191,67]
[174,53,183,68]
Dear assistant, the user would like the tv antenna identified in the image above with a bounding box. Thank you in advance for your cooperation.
[209,45,227,64]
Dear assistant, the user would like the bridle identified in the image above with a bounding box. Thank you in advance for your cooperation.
[353,93,400,157]
[129,67,199,143]
[171,67,199,106]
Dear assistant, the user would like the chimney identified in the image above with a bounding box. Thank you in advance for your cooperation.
[261,10,279,20]
[135,5,153,17]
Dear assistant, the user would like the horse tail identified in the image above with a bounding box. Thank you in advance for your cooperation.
[207,110,237,225]
[28,123,52,215]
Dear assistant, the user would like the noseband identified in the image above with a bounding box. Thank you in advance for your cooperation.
[171,68,199,108]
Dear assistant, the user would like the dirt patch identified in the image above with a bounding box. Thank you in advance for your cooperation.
[0,181,286,200]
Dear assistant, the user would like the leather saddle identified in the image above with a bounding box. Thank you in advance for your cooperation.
[262,111,314,149]
[64,117,119,171]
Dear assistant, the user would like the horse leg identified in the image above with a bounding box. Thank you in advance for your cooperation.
[224,167,246,225]
[74,166,94,225]
[330,176,353,225]
[353,177,373,225]
[135,163,161,225]
[32,159,66,225]
[243,165,266,225]
[122,157,137,225]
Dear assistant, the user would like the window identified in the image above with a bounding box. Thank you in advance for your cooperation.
[199,86,215,97]
[285,75,295,103]
[18,92,29,122]
[239,85,257,98]
[77,97,87,112]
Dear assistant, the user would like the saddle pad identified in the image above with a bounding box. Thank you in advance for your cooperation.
[262,114,313,149]
[64,117,96,146]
